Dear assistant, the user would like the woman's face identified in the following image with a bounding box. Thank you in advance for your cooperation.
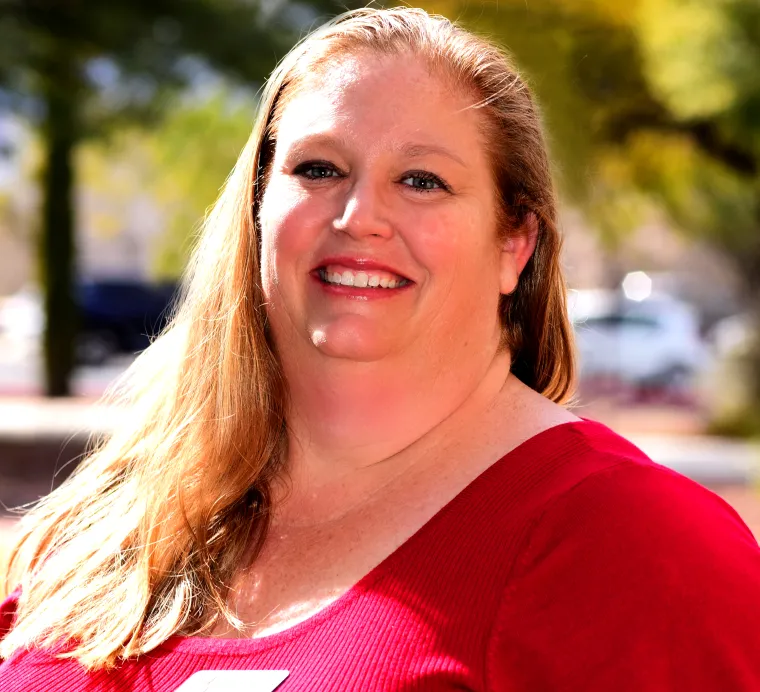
[259,51,515,366]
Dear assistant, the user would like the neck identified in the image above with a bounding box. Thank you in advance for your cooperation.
[280,341,512,484]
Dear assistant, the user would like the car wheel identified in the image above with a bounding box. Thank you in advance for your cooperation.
[77,330,119,366]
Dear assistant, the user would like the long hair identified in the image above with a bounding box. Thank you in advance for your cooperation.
[1,7,575,669]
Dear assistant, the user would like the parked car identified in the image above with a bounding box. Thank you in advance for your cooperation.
[0,287,42,340]
[569,289,709,392]
[0,280,180,365]
[76,280,179,364]
[708,312,756,361]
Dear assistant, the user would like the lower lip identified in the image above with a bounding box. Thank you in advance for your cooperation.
[311,273,413,299]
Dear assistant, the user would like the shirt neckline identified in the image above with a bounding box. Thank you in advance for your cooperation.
[156,418,597,656]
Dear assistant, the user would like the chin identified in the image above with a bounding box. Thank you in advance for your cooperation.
[309,324,394,362]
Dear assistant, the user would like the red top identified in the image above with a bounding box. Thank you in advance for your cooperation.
[2,420,760,691]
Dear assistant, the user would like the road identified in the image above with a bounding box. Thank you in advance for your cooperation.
[0,334,132,397]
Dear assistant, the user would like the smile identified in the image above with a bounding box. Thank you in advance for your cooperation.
[317,265,411,289]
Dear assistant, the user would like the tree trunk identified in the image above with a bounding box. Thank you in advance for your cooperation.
[745,259,760,418]
[749,316,760,409]
[733,203,760,425]
[40,47,79,397]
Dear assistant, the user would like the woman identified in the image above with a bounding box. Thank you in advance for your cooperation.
[2,7,760,691]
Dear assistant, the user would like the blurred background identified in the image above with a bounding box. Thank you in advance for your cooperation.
[1,0,759,575]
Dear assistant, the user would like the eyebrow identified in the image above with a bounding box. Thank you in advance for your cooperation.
[398,142,467,168]
[286,134,351,160]
[286,135,467,169]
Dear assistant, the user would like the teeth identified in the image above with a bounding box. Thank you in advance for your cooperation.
[320,268,407,289]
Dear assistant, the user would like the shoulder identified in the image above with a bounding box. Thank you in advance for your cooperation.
[524,420,757,561]
[485,422,760,690]
[480,418,711,528]
[502,418,752,529]
[449,419,753,582]
[511,420,759,602]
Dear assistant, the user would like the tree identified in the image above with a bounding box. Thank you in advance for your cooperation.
[419,0,760,422]
[0,0,344,396]
[77,89,256,279]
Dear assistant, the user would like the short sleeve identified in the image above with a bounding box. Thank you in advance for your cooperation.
[487,462,760,691]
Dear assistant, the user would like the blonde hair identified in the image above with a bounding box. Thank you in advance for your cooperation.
[2,7,575,669]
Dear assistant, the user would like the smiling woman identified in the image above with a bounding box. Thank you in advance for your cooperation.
[260,49,526,373]
[2,7,760,692]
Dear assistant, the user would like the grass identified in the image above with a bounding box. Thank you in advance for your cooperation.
[708,405,760,440]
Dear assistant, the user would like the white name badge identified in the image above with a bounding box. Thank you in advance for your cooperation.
[174,669,289,691]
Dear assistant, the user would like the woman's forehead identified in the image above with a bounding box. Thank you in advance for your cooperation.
[274,52,487,158]
[296,49,470,105]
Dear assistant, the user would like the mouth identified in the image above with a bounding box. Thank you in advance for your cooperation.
[316,264,412,290]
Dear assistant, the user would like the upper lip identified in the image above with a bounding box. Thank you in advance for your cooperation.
[312,256,413,282]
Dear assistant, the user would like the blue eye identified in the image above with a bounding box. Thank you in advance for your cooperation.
[293,161,341,180]
[400,172,448,192]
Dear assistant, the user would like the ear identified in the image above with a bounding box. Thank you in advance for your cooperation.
[499,211,539,295]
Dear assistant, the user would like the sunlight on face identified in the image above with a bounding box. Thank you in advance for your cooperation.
[259,52,506,368]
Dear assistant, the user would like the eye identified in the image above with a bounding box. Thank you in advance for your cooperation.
[399,171,450,192]
[293,161,342,180]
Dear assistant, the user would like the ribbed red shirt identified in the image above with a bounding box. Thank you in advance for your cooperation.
[2,420,760,690]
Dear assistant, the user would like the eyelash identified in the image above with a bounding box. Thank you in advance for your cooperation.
[293,161,341,180]
[292,161,451,193]
[399,170,450,193]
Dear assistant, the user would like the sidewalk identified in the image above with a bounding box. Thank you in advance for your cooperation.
[1,397,758,484]
[0,397,120,441]
[627,433,759,486]
[0,398,119,513]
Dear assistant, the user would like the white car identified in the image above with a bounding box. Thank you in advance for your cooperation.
[0,287,43,340]
[569,290,708,388]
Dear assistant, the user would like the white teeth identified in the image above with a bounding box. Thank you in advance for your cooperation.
[320,268,406,289]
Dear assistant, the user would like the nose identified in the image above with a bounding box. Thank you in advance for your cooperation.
[332,179,393,239]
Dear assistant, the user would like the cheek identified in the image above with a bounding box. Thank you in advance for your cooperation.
[259,182,325,289]
[408,205,500,284]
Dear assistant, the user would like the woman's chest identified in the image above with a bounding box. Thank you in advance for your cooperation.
[218,452,498,638]
[215,500,434,637]
[171,632,484,692]
[4,585,496,692]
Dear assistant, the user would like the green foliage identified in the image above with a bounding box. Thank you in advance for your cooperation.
[709,407,760,440]
[0,0,335,128]
[419,0,759,253]
[78,90,254,279]
[0,0,349,394]
[419,0,760,422]
[637,0,749,120]
[148,92,255,277]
